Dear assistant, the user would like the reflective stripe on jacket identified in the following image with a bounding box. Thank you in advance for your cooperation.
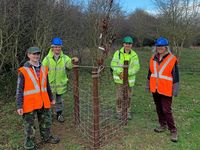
[18,66,50,113]
[110,47,140,87]
[149,53,177,96]
[42,49,72,94]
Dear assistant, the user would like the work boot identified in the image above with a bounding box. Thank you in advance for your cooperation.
[154,125,167,133]
[27,145,40,150]
[44,135,60,144]
[57,111,65,123]
[170,131,178,142]
[57,115,65,123]
[33,145,40,150]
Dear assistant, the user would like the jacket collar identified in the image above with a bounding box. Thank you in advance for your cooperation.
[119,47,132,54]
[24,61,41,68]
[154,52,170,63]
[47,48,64,58]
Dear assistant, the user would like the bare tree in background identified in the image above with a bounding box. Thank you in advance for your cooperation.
[84,0,120,66]
[0,0,30,73]
[154,0,200,59]
[128,9,157,47]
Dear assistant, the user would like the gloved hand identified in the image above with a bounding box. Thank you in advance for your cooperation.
[72,57,79,62]
[173,83,179,97]
[119,72,123,80]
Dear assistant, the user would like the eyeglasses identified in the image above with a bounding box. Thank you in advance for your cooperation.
[32,52,41,55]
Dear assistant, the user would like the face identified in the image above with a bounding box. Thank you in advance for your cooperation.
[52,46,62,55]
[156,46,167,54]
[27,52,41,62]
[123,43,132,51]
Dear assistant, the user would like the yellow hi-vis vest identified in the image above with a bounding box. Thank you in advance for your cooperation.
[110,47,140,87]
[42,49,72,94]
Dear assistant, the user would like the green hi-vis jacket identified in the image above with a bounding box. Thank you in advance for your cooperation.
[110,47,140,87]
[42,49,72,94]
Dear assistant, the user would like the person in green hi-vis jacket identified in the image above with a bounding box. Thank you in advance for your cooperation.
[111,36,140,120]
[42,37,78,123]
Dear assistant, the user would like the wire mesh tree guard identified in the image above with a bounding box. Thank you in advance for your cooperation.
[71,61,130,149]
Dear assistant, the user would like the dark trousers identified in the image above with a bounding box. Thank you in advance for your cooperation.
[153,92,177,132]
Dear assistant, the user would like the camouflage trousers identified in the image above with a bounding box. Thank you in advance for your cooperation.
[116,84,132,113]
[23,107,52,150]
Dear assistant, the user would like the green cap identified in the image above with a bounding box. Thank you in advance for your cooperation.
[27,47,41,53]
[123,36,133,44]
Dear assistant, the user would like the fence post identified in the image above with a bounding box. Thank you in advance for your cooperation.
[92,67,100,149]
[122,60,128,125]
[73,61,80,126]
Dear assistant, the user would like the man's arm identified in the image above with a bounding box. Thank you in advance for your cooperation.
[110,51,123,75]
[16,72,24,115]
[128,53,140,76]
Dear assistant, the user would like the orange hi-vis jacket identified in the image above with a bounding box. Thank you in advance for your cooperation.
[18,66,51,113]
[149,53,177,97]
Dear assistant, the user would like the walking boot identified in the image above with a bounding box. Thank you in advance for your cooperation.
[57,111,65,123]
[154,125,167,133]
[27,145,40,150]
[57,115,65,122]
[32,145,40,150]
[44,135,60,144]
[170,131,178,142]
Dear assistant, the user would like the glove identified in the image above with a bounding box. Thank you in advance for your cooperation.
[72,57,79,62]
[173,83,179,97]
[119,72,123,80]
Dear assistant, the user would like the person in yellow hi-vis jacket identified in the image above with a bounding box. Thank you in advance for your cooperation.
[42,37,78,123]
[111,36,140,120]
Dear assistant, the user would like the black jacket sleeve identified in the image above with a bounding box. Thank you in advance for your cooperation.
[147,68,151,80]
[16,72,24,109]
[47,75,54,101]
[172,62,179,83]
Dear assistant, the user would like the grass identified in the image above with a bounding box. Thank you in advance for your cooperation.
[0,48,200,150]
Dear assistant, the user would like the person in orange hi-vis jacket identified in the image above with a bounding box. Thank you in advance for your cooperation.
[146,37,179,142]
[16,47,60,150]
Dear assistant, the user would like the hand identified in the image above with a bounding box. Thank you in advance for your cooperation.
[145,80,150,92]
[173,92,178,97]
[119,72,123,80]
[51,100,56,105]
[17,109,23,116]
[72,57,79,62]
